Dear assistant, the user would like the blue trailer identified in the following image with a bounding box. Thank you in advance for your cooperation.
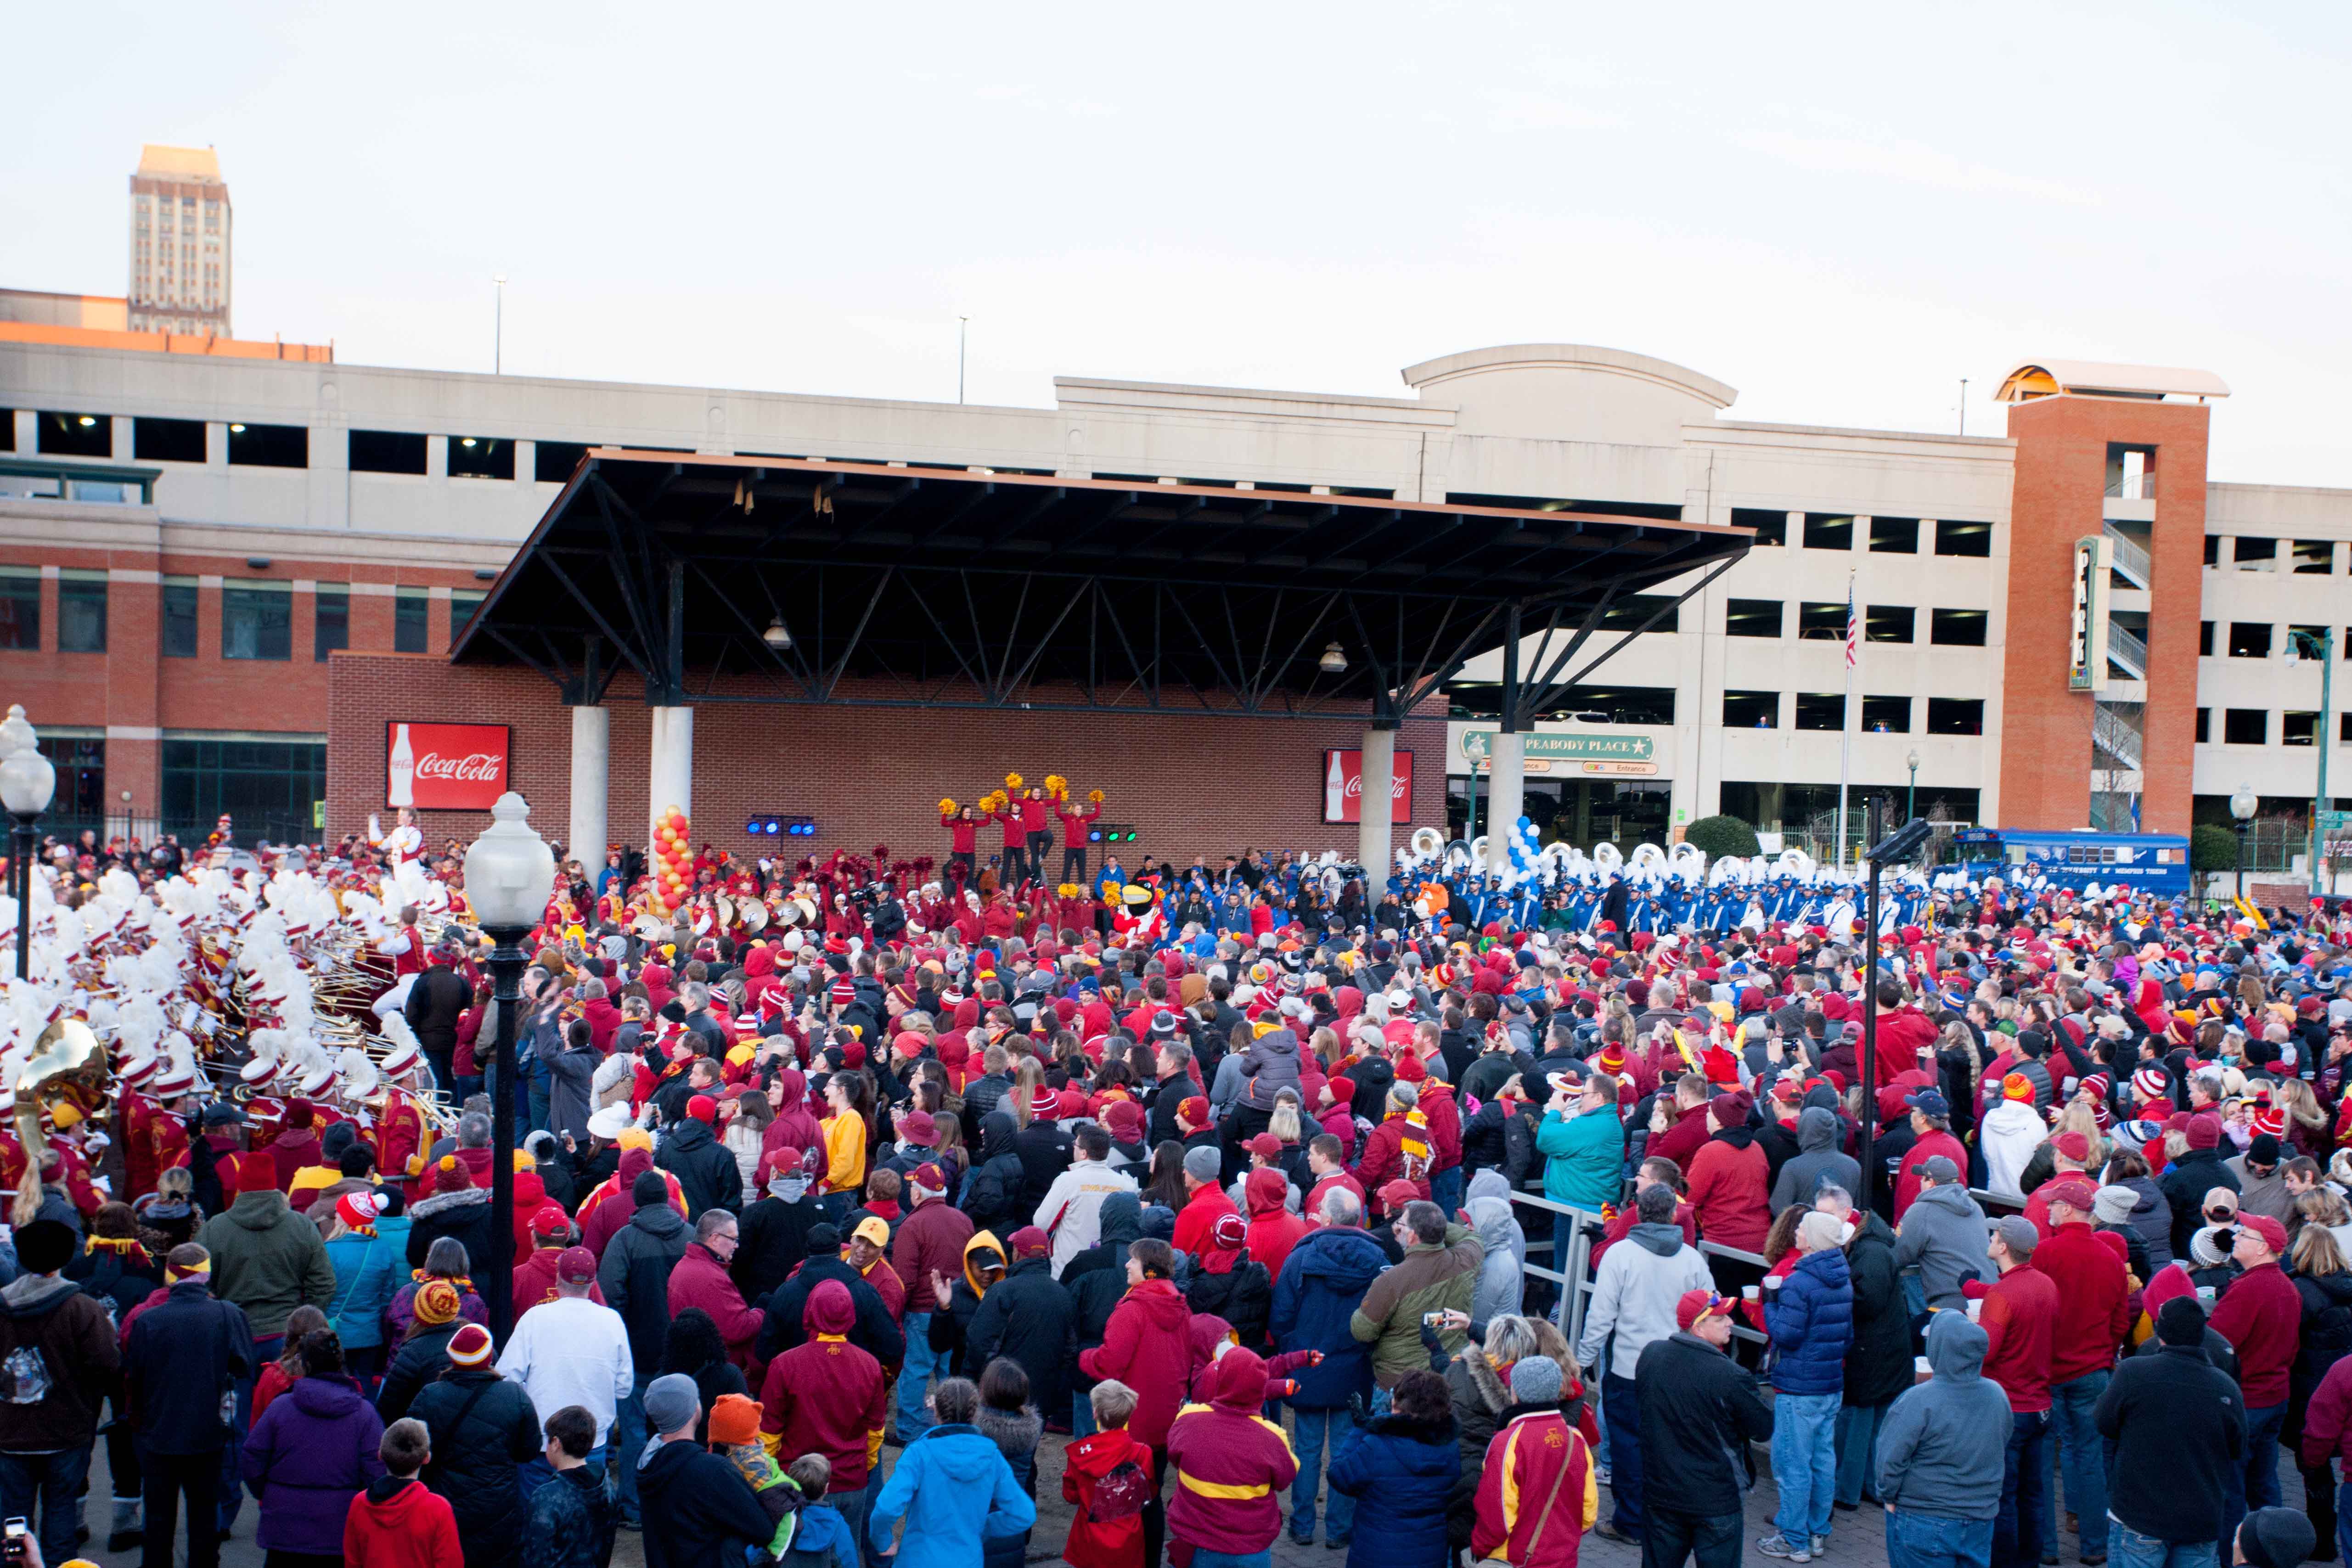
[1951,828,2193,897]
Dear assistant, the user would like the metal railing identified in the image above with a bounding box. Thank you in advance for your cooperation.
[2108,620,2148,677]
[2103,523,2151,586]
[1508,1189,1769,1350]
[2104,473,2156,500]
[0,457,160,506]
[2093,702,2144,772]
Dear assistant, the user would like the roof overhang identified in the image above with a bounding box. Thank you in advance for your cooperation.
[1994,359,2230,404]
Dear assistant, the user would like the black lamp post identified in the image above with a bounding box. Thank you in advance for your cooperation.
[1857,814,1935,1214]
[0,706,57,987]
[462,792,555,1343]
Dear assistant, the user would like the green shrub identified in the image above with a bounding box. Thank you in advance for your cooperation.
[2191,823,2239,872]
[1684,814,1762,860]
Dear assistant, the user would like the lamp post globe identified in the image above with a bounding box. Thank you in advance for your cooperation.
[461,791,555,1342]
[2230,784,2258,905]
[0,705,56,988]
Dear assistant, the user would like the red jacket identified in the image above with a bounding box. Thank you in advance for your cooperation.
[943,814,978,854]
[1061,1427,1154,1568]
[1649,1104,1711,1175]
[1078,1279,1194,1447]
[1242,1169,1310,1279]
[1894,1130,1969,1221]
[1471,1410,1596,1568]
[343,1477,463,1568]
[1055,804,1100,845]
[1970,1261,2058,1412]
[1017,797,1049,833]
[1591,1199,1695,1265]
[1874,1006,1938,1085]
[1165,1349,1299,1556]
[2034,1222,2132,1383]
[986,811,1024,849]
[758,1280,886,1485]
[891,1192,976,1298]
[1172,1185,1240,1258]
[1684,1131,1771,1253]
[2210,1259,2302,1407]
[512,1248,605,1315]
[1304,1170,1365,1227]
[1353,1113,1431,1215]
[668,1242,765,1371]
[1416,1081,1463,1175]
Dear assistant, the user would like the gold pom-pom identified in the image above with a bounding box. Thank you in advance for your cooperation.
[1044,774,1068,800]
[1004,772,1024,791]
[938,798,958,816]
[1087,788,1104,805]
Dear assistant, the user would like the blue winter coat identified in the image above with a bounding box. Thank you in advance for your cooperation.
[1271,1225,1390,1411]
[1763,1245,1854,1397]
[1328,1411,1461,1568]
[867,1422,1035,1568]
[1534,1105,1624,1213]
[324,1217,406,1351]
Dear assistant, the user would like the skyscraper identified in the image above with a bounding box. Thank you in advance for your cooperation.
[127,144,231,337]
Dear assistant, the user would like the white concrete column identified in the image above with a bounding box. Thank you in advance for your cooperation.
[1484,731,1526,871]
[568,706,609,865]
[647,705,694,832]
[1359,727,1396,876]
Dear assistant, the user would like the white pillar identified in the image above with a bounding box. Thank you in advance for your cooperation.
[1484,731,1525,871]
[568,706,608,864]
[1359,728,1396,876]
[648,705,693,832]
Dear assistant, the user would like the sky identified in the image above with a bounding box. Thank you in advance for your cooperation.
[7,1,2351,485]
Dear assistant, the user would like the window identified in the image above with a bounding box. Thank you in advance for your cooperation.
[226,422,306,468]
[221,580,292,660]
[56,571,105,653]
[1865,605,1914,644]
[1556,686,1676,725]
[2285,711,2320,747]
[2197,708,2211,743]
[162,737,326,845]
[0,569,38,650]
[1731,508,1785,547]
[2223,708,2268,745]
[0,410,11,452]
[394,588,429,653]
[1934,520,1993,558]
[447,437,515,481]
[535,441,591,483]
[133,417,205,463]
[1802,513,1854,551]
[1868,516,1919,553]
[348,430,427,475]
[1861,695,1910,733]
[2234,536,2278,571]
[39,736,105,832]
[1798,602,1847,641]
[1724,598,1782,637]
[1795,693,1845,731]
[450,590,485,635]
[2200,621,2215,657]
[1598,595,1680,634]
[1930,609,1987,646]
[313,586,349,661]
[2229,622,2273,659]
[2295,540,2336,575]
[1926,697,1985,736]
[162,576,198,657]
[1723,691,1778,728]
[36,412,109,459]
[2205,535,2222,567]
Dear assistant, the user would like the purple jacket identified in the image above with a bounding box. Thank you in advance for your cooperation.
[239,1374,387,1555]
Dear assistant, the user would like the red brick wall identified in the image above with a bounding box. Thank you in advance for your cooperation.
[2001,397,2207,834]
[325,653,1442,866]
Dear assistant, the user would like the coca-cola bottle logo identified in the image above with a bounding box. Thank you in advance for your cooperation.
[414,751,504,782]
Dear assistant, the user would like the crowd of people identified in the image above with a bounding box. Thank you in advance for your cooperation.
[8,804,2352,1568]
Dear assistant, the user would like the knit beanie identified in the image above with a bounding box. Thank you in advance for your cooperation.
[2155,1295,2208,1347]
[2239,1508,2318,1568]
[446,1323,493,1369]
[1509,1356,1563,1405]
[707,1392,762,1449]
[642,1372,701,1436]
[413,1280,461,1328]
[2091,1185,2139,1226]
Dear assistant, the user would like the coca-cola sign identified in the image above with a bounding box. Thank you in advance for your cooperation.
[1320,748,1414,826]
[385,722,511,811]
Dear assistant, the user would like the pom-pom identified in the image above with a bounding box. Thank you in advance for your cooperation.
[1004,772,1024,791]
[939,798,957,815]
[1087,789,1104,805]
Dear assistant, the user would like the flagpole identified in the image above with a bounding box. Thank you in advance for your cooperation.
[1836,568,1855,871]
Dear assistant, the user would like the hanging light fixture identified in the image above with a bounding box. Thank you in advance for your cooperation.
[1317,642,1347,674]
[763,618,793,651]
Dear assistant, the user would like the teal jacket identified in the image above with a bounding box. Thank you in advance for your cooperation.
[323,1215,408,1350]
[1534,1106,1624,1214]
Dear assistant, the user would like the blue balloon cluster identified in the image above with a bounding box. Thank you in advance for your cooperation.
[1502,815,1545,886]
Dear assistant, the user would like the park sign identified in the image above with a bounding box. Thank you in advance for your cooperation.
[1459,730,1655,763]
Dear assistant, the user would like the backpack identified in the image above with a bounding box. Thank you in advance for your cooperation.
[1086,1457,1153,1523]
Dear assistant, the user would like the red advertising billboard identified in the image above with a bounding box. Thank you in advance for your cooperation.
[1320,748,1413,825]
[385,722,510,810]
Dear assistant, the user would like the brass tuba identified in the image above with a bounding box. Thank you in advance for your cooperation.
[14,1018,110,1163]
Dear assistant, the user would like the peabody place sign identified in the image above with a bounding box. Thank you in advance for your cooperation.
[1458,730,1655,763]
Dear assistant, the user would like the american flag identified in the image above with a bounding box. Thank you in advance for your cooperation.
[1844,582,1858,669]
